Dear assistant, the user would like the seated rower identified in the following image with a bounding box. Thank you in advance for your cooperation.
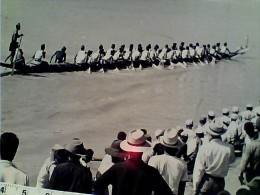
[220,42,239,59]
[89,45,105,73]
[50,46,66,64]
[13,43,25,66]
[32,44,47,65]
[123,44,135,70]
[139,44,152,69]
[150,44,160,68]
[132,44,143,69]
[74,45,87,65]
[194,43,204,65]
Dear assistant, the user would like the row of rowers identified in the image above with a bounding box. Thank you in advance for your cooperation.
[73,42,242,67]
[39,41,245,71]
[176,103,259,146]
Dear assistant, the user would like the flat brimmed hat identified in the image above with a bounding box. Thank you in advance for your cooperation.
[222,108,229,114]
[52,144,64,151]
[185,119,193,126]
[105,140,125,158]
[206,118,225,136]
[120,129,151,153]
[208,111,215,117]
[159,128,182,148]
[65,138,89,156]
[232,106,239,113]
[246,104,253,109]
[195,127,204,134]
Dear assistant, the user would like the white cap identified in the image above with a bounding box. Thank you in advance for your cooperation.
[185,119,193,126]
[222,108,229,114]
[208,111,215,117]
[232,106,239,113]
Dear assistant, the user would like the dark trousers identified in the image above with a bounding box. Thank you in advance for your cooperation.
[197,173,225,195]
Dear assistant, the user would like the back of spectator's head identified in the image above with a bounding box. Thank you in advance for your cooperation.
[81,45,85,50]
[0,132,19,161]
[236,188,251,195]
[41,44,46,50]
[117,131,127,141]
[54,149,69,164]
[217,190,231,195]
[199,116,207,125]
[248,176,260,194]
[244,122,255,138]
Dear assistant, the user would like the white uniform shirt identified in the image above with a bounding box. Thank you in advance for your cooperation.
[140,50,149,61]
[193,139,235,191]
[220,46,227,54]
[189,47,195,57]
[75,50,87,64]
[222,121,238,143]
[132,50,141,60]
[34,50,45,61]
[148,154,188,194]
[181,49,189,58]
[150,50,159,60]
[195,46,203,57]
[1,160,29,186]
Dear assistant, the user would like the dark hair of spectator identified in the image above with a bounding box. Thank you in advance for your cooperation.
[217,190,231,195]
[244,122,255,138]
[235,188,251,195]
[117,131,127,140]
[0,132,19,161]
[164,146,178,157]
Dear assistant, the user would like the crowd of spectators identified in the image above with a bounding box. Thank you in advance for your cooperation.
[1,103,259,195]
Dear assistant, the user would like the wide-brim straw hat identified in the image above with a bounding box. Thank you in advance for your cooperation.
[105,140,125,158]
[65,138,89,156]
[159,128,182,148]
[120,129,151,153]
[205,118,225,136]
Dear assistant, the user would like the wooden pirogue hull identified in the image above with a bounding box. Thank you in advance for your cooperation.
[0,62,90,74]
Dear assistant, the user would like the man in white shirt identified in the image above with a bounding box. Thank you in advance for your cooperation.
[74,45,87,65]
[193,118,235,195]
[148,128,188,195]
[32,44,46,65]
[0,132,29,186]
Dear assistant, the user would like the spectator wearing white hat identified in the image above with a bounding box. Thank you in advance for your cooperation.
[194,116,207,137]
[219,108,231,128]
[148,128,188,195]
[94,129,173,195]
[241,104,255,120]
[49,138,93,193]
[152,129,165,155]
[97,139,126,195]
[193,118,235,195]
[232,106,242,124]
[222,114,239,145]
[36,144,68,188]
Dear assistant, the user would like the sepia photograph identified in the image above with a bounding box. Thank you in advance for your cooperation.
[1,0,260,194]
